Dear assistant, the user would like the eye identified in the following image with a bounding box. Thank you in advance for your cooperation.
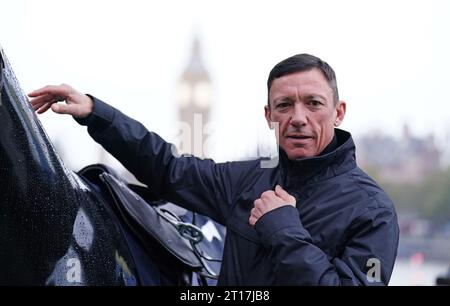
[276,101,291,109]
[309,100,322,107]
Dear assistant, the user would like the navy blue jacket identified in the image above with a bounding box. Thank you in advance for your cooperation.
[76,97,399,285]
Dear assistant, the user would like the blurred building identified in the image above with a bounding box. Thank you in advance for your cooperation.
[356,124,441,184]
[175,36,213,158]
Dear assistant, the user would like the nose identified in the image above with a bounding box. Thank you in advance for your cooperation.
[289,102,308,127]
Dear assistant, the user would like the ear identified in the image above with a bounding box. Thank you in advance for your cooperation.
[264,105,273,129]
[334,101,346,127]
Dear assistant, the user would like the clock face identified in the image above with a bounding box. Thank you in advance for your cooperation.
[193,81,211,109]
[178,82,191,107]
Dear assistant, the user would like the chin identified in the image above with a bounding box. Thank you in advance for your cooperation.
[285,149,313,160]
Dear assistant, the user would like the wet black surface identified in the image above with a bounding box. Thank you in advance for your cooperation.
[0,47,138,285]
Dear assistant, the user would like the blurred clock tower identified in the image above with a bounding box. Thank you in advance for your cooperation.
[176,36,212,158]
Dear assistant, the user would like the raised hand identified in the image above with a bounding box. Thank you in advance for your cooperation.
[249,185,296,226]
[28,84,93,118]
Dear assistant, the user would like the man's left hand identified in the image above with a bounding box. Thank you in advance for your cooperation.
[249,185,296,226]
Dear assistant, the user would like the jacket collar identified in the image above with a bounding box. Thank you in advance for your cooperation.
[278,129,357,187]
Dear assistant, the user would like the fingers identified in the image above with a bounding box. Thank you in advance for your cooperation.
[29,85,67,113]
[51,103,72,115]
[28,84,83,116]
[36,102,53,114]
[30,93,59,114]
[249,215,257,226]
[30,94,54,110]
[274,185,289,199]
[250,186,296,226]
[249,199,264,226]
[249,207,259,226]
[260,190,275,199]
[275,185,296,205]
[30,93,52,105]
[28,84,70,98]
[253,198,262,209]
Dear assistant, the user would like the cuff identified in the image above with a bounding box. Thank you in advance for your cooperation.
[254,205,309,243]
[73,94,115,127]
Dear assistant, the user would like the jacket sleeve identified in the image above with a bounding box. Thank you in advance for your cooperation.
[254,205,399,285]
[74,96,244,225]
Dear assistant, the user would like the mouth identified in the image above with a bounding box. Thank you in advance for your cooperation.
[286,134,313,140]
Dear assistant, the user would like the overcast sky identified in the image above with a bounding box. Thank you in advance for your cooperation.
[1,0,449,170]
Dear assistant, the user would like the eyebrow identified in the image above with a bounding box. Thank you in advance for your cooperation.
[277,97,293,103]
[305,94,327,101]
[270,96,291,105]
[274,94,328,103]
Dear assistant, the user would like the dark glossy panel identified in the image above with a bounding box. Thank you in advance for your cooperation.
[0,47,138,285]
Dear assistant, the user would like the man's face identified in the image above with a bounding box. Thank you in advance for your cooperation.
[265,69,346,160]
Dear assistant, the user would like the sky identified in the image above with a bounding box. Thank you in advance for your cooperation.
[1,0,450,171]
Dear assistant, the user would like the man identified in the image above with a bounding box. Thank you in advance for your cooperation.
[29,54,399,285]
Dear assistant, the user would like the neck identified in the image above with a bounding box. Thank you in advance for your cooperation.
[277,129,355,186]
[319,133,338,156]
